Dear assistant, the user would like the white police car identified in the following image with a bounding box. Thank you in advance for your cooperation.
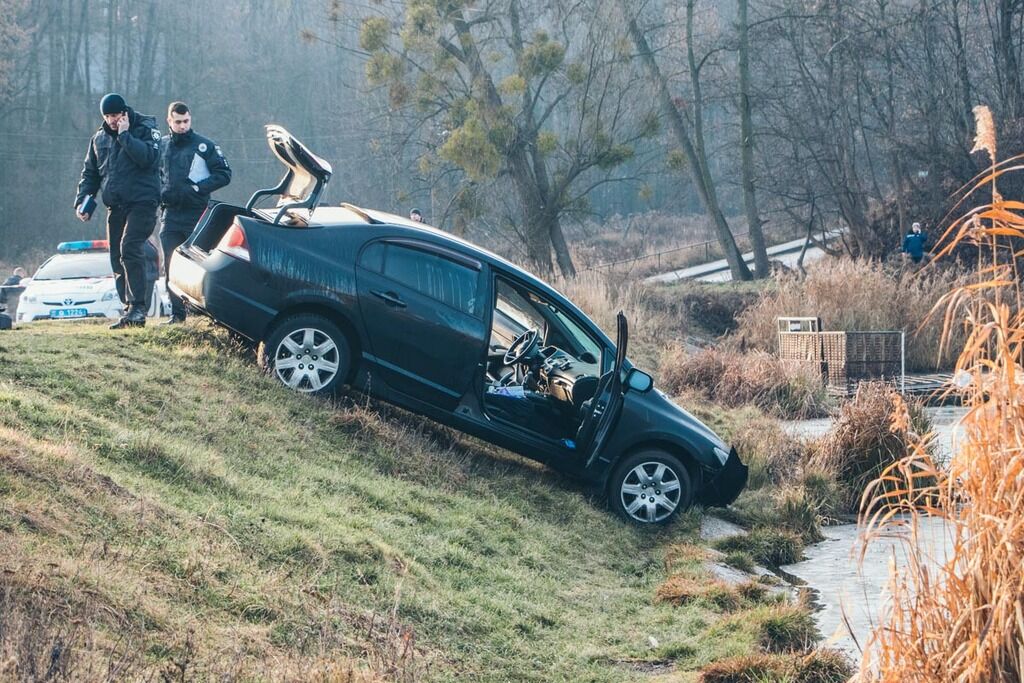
[16,240,168,322]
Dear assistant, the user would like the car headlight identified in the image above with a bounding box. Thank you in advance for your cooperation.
[713,446,730,465]
[101,291,116,302]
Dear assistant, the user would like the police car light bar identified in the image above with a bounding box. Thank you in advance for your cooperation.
[57,240,109,253]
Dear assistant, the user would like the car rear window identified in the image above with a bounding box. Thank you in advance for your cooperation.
[33,253,112,280]
[382,244,480,316]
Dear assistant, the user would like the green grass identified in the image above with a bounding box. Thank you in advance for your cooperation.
[0,319,795,681]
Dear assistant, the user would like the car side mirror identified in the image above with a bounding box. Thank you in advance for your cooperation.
[625,368,653,393]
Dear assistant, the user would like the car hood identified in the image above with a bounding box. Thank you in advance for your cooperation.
[630,386,730,455]
[24,277,114,295]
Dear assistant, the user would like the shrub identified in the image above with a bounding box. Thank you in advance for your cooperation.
[642,281,766,336]
[700,653,786,682]
[757,606,819,653]
[723,551,755,573]
[809,381,933,512]
[791,648,854,682]
[655,575,740,611]
[659,346,832,419]
[713,529,803,567]
[732,256,969,372]
[730,417,809,490]
[700,649,851,683]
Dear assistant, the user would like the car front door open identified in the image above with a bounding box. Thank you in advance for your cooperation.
[578,312,628,468]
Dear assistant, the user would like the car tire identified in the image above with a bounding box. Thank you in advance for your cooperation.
[259,314,351,396]
[608,450,693,525]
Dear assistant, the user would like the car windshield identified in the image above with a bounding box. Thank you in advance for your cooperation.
[33,253,112,281]
[546,303,604,367]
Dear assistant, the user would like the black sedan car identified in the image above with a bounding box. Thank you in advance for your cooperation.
[168,126,747,525]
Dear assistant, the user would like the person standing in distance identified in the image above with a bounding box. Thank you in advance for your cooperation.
[158,101,231,324]
[902,221,928,264]
[74,92,161,328]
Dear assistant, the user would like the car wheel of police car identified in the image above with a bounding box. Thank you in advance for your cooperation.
[259,314,351,395]
[609,450,693,525]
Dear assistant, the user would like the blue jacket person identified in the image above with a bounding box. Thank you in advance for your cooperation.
[74,92,161,328]
[902,222,927,263]
[158,101,232,323]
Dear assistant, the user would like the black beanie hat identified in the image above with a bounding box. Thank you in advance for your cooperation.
[100,93,127,115]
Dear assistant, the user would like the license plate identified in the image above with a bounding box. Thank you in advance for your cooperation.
[50,308,89,319]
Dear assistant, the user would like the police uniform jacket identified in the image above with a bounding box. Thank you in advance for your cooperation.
[159,130,231,217]
[75,107,161,209]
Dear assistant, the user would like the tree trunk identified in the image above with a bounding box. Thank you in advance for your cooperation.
[621,1,752,281]
[449,9,573,277]
[737,0,769,278]
[996,0,1024,120]
[549,216,576,278]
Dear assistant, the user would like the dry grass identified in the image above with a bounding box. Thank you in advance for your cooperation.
[733,257,969,372]
[655,575,742,611]
[554,270,682,369]
[699,646,851,682]
[730,415,809,489]
[0,537,394,683]
[809,381,932,512]
[660,346,832,419]
[713,530,804,567]
[856,113,1024,681]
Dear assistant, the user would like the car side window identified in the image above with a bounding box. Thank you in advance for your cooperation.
[382,244,480,317]
[358,241,385,273]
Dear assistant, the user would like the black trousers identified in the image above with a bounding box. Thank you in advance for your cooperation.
[107,202,158,307]
[160,207,205,318]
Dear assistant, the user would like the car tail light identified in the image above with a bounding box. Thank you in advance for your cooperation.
[217,221,250,262]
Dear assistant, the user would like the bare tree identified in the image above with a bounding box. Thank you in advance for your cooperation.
[619,0,753,281]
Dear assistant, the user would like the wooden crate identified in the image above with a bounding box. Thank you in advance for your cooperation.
[778,322,903,392]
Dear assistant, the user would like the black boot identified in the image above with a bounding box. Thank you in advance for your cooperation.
[160,314,186,325]
[109,305,146,329]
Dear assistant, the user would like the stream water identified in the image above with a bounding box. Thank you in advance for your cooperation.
[775,406,966,656]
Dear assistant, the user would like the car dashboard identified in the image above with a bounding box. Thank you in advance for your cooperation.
[536,346,600,412]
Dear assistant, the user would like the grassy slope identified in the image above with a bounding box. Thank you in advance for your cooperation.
[0,321,773,682]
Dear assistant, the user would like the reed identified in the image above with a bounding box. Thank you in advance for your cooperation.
[857,106,1024,682]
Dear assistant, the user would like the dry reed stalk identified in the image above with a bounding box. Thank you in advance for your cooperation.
[856,113,1024,682]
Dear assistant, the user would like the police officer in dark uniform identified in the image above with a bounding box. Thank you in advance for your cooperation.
[158,101,231,324]
[75,92,161,328]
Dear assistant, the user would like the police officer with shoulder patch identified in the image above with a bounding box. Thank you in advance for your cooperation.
[74,92,161,329]
[158,101,231,324]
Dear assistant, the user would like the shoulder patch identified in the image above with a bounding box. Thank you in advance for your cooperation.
[198,142,207,153]
[151,129,160,141]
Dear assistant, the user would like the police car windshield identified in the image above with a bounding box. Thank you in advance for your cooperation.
[34,253,112,281]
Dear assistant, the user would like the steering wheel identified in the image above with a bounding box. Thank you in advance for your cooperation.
[504,328,540,366]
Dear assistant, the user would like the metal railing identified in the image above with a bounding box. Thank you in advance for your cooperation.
[561,230,753,279]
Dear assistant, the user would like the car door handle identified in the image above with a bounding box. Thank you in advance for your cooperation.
[370,290,406,308]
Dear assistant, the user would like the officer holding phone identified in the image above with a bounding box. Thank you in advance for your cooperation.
[74,92,161,328]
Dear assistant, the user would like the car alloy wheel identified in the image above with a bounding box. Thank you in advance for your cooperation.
[610,450,693,525]
[620,461,683,523]
[273,327,340,392]
[261,314,351,396]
